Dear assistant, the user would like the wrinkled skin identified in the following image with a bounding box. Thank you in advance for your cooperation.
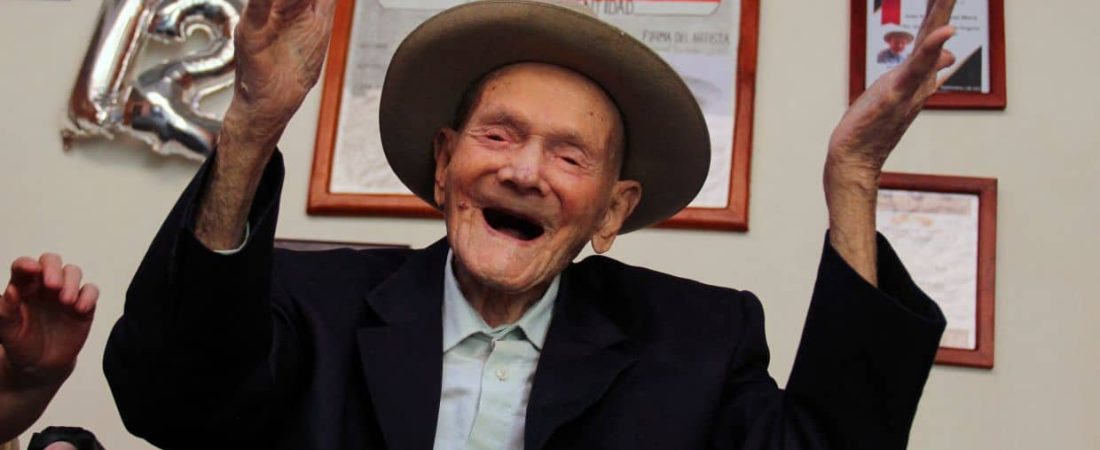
[432,63,640,324]
[196,0,339,250]
[825,0,959,284]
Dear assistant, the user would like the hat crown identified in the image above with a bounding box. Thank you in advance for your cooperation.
[529,0,597,17]
[380,0,710,232]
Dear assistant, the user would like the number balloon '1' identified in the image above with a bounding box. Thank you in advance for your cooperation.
[62,0,242,160]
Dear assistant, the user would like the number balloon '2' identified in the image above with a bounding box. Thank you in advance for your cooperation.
[62,0,242,160]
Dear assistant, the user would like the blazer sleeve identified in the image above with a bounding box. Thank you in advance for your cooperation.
[714,232,946,450]
[103,151,304,449]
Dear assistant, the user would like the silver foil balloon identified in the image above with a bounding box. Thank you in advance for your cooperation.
[63,0,156,143]
[63,0,242,160]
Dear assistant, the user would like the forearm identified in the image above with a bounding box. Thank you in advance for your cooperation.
[193,102,281,250]
[823,154,881,287]
[0,381,64,442]
[820,1,959,285]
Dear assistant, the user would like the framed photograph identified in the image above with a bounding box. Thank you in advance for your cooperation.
[275,238,409,252]
[850,0,1006,109]
[877,172,997,368]
[309,0,761,231]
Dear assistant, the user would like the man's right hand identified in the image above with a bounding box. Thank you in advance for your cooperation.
[196,0,338,250]
[222,0,338,157]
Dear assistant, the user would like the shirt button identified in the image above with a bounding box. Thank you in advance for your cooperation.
[496,367,509,381]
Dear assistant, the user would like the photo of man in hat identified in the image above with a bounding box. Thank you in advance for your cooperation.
[878,25,917,65]
[104,0,961,448]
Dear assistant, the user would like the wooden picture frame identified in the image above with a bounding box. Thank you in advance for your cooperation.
[850,0,1006,110]
[309,0,760,231]
[879,172,997,368]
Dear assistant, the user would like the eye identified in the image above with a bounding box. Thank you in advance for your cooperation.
[487,133,506,142]
[562,156,580,166]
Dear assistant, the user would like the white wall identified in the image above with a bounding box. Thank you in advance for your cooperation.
[1,0,1098,448]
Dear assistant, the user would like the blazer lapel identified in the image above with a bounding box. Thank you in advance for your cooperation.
[525,267,638,450]
[356,239,449,450]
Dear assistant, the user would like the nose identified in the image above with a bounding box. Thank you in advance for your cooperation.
[496,141,550,196]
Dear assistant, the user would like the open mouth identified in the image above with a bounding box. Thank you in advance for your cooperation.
[483,208,545,241]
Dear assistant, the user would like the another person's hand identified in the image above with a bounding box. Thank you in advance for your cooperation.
[0,254,98,441]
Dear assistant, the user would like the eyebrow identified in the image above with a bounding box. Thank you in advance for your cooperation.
[475,107,594,155]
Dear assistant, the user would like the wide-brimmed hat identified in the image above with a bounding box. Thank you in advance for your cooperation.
[378,0,710,233]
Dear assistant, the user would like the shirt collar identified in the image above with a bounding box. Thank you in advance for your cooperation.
[442,250,559,352]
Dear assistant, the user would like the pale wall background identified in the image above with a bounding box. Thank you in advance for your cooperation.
[1,0,1098,448]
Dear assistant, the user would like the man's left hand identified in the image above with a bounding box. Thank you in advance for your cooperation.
[824,0,957,285]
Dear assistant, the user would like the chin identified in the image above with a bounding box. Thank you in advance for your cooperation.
[444,194,588,296]
[453,238,559,294]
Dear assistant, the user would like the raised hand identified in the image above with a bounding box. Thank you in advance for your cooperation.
[828,0,957,173]
[824,0,957,285]
[0,254,97,389]
[222,0,340,155]
[0,254,98,441]
[197,0,339,250]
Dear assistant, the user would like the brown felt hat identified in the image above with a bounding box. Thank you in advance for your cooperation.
[379,0,710,233]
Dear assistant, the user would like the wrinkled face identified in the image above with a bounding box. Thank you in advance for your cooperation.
[433,63,641,295]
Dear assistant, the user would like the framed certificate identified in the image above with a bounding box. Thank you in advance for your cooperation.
[309,0,761,231]
[877,172,997,368]
[850,0,1006,109]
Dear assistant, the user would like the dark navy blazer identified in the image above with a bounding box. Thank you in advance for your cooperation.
[104,152,946,449]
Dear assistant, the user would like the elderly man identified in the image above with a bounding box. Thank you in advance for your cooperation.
[105,0,959,448]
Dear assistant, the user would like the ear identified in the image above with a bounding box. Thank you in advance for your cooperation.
[591,180,642,254]
[433,128,457,207]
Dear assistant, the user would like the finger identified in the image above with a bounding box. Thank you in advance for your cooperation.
[243,0,274,29]
[898,26,955,87]
[9,256,42,286]
[60,264,84,306]
[934,50,958,89]
[936,48,957,71]
[39,253,64,292]
[74,283,99,318]
[914,0,957,46]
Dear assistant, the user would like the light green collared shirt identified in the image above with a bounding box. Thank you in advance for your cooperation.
[432,251,559,450]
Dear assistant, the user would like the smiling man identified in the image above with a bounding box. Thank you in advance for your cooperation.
[105,0,959,449]
[435,62,639,325]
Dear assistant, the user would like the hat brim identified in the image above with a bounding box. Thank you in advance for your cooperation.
[379,0,710,233]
